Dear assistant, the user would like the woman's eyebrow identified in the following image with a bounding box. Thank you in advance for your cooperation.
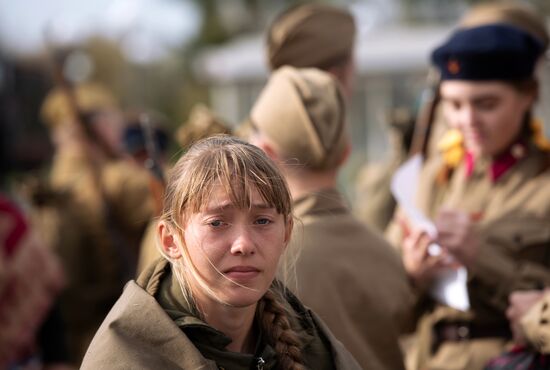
[471,94,499,104]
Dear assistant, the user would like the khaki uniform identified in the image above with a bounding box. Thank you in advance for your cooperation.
[37,82,155,362]
[81,259,362,370]
[388,142,550,370]
[290,188,414,370]
[354,153,404,233]
[354,108,417,233]
[40,145,153,362]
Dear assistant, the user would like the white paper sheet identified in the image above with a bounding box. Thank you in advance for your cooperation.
[391,154,470,311]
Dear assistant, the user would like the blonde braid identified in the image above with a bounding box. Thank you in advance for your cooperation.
[258,288,306,370]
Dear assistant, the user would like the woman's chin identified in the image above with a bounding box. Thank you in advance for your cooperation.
[220,287,267,308]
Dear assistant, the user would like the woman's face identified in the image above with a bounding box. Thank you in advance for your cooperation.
[440,80,533,157]
[182,184,291,308]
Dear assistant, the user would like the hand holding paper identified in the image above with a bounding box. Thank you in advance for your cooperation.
[391,154,470,311]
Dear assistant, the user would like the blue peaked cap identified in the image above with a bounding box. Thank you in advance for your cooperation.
[431,23,545,81]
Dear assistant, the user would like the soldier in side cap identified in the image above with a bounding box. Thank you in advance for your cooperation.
[37,82,154,364]
[249,66,414,370]
[386,23,550,370]
[266,2,416,233]
[266,3,356,94]
[236,2,356,143]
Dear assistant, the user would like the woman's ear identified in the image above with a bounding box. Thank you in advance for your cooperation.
[158,221,181,259]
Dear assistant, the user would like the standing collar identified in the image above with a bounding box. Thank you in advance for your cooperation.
[465,140,528,182]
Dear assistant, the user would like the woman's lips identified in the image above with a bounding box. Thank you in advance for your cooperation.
[224,266,261,280]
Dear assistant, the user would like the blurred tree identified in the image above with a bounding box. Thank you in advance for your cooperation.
[401,0,550,23]
[177,0,304,128]
[1,54,52,174]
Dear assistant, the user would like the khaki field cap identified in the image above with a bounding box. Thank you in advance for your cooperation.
[175,104,231,149]
[41,83,117,128]
[251,66,346,170]
[267,3,356,70]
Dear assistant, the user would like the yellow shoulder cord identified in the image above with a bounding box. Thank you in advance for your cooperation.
[435,128,464,184]
[531,118,550,152]
[437,128,464,168]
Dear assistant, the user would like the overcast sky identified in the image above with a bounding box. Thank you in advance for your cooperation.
[0,0,201,63]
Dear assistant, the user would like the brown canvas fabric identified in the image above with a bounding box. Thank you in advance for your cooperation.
[82,259,362,370]
[289,188,414,370]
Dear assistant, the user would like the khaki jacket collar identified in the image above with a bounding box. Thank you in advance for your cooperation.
[293,188,348,219]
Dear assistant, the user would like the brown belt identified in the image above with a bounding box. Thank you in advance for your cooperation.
[432,321,512,353]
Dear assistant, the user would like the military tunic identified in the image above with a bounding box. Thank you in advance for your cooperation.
[290,188,414,370]
[42,145,153,362]
[81,259,362,370]
[391,141,550,370]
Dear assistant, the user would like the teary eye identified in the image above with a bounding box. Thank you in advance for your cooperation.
[255,218,271,225]
[209,220,225,227]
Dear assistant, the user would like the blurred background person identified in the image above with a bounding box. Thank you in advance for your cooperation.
[483,289,550,369]
[386,23,550,370]
[414,0,550,185]
[237,2,356,138]
[355,107,416,232]
[0,192,71,370]
[35,81,154,364]
[0,107,72,369]
[249,65,413,370]
[386,4,550,366]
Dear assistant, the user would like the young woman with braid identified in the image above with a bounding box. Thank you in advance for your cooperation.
[80,135,360,370]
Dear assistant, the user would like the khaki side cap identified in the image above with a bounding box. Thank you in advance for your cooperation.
[251,66,347,170]
[267,3,356,70]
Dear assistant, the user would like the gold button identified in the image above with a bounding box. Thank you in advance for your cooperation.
[511,144,526,159]
[457,325,469,339]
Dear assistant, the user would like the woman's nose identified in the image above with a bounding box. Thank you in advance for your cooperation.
[460,106,478,128]
[230,226,256,256]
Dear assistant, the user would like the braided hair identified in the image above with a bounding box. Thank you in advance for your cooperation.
[257,287,306,370]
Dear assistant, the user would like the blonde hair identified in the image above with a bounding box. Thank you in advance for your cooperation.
[158,135,305,369]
